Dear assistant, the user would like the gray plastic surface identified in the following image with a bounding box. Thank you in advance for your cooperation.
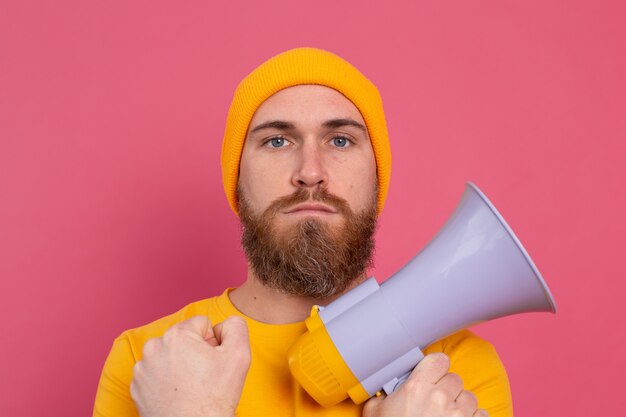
[317,182,557,397]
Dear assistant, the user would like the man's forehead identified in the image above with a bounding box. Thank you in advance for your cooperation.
[248,85,367,128]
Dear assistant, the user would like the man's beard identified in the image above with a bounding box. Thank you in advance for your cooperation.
[238,186,377,298]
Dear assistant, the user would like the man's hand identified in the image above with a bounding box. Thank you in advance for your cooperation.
[130,315,251,417]
[363,353,488,417]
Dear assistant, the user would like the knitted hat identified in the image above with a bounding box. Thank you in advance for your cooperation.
[221,47,391,215]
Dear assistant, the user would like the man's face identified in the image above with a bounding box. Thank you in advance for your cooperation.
[237,85,379,298]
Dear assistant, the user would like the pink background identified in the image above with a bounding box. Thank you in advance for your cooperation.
[1,1,624,415]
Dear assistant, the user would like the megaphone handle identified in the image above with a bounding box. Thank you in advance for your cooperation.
[381,370,413,396]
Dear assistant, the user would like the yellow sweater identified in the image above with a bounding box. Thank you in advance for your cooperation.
[93,289,513,416]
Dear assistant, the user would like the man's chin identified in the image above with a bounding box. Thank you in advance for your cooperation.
[238,186,377,299]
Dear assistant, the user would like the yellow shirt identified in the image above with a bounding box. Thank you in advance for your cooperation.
[93,289,513,416]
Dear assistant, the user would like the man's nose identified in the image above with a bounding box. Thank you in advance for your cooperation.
[291,142,328,189]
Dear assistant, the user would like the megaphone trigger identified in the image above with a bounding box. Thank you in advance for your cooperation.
[382,370,413,395]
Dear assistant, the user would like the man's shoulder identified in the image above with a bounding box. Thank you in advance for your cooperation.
[114,296,222,356]
[424,329,503,369]
[426,329,494,355]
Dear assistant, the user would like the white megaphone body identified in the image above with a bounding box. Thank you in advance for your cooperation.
[287,182,557,407]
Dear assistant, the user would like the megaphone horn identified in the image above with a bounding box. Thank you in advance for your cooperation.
[288,182,557,407]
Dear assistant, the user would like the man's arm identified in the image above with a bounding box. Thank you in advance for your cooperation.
[93,316,251,417]
[93,334,141,417]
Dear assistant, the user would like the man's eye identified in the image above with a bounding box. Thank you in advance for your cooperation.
[332,136,351,148]
[267,137,287,148]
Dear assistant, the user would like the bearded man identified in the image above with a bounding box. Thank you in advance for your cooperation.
[93,48,513,417]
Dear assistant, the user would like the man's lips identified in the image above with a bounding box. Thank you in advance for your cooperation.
[283,203,337,214]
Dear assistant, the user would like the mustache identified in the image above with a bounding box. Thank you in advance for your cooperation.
[264,187,351,219]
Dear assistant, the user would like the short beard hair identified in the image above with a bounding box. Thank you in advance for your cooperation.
[238,186,377,298]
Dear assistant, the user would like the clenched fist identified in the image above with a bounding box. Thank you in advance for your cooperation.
[363,353,488,417]
[130,315,251,417]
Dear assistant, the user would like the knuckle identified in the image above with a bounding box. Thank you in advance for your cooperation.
[475,409,490,417]
[450,410,465,417]
[429,352,451,368]
[461,390,478,407]
[448,372,463,387]
[164,325,182,340]
[142,337,159,356]
[129,379,138,400]
[132,361,143,380]
[431,387,451,407]
[402,377,426,394]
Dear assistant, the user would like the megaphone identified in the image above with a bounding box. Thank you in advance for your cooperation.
[287,182,557,407]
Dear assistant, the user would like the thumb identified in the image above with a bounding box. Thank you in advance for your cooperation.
[407,353,450,385]
[214,316,250,352]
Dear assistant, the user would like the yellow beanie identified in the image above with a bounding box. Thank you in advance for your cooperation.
[221,47,391,215]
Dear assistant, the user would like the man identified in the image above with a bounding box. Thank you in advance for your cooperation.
[93,48,513,417]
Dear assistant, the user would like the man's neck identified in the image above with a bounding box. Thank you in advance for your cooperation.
[228,269,368,324]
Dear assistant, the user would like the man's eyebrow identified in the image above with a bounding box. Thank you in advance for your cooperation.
[249,118,367,134]
[322,118,366,132]
[250,120,295,133]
